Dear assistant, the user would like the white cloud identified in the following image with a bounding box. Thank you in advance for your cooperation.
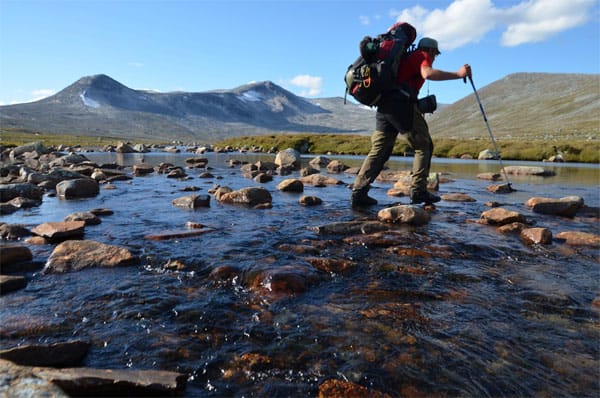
[500,0,594,46]
[390,0,595,50]
[129,61,144,68]
[288,74,323,97]
[359,15,370,25]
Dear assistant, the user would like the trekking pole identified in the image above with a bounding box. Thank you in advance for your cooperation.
[467,75,513,190]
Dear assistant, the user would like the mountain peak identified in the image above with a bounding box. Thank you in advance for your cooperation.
[77,74,126,91]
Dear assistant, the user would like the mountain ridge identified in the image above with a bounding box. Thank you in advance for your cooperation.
[1,72,598,143]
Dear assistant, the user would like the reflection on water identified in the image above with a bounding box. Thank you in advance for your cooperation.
[1,151,598,397]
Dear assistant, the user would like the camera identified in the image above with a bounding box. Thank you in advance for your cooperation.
[417,94,437,114]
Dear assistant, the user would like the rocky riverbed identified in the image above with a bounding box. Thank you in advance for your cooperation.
[1,142,599,397]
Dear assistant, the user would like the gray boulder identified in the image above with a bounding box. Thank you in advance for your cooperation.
[56,178,99,199]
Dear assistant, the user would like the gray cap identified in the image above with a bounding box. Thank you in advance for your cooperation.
[418,37,441,54]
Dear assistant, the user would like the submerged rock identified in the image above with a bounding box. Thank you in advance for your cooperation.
[172,194,211,208]
[318,379,390,398]
[246,264,321,297]
[555,231,600,246]
[0,275,27,295]
[0,341,90,367]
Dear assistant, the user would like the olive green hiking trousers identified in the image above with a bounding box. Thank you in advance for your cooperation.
[352,104,433,194]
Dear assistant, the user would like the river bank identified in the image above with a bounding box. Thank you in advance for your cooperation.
[1,143,599,397]
[1,131,599,163]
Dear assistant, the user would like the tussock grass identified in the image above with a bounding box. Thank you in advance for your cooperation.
[0,128,161,148]
[2,129,597,163]
[215,134,599,163]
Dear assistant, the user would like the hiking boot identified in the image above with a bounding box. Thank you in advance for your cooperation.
[351,192,378,207]
[410,189,441,205]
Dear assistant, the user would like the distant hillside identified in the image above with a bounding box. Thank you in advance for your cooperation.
[0,73,597,143]
[427,73,599,140]
[0,74,373,142]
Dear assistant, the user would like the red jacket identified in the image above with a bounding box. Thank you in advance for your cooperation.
[396,50,433,93]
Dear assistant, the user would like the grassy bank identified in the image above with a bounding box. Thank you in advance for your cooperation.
[0,128,127,148]
[214,134,600,163]
[2,129,598,163]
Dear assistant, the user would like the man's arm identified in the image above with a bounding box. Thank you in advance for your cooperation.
[421,64,471,81]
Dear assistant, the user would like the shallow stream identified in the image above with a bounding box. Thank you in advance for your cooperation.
[1,152,599,397]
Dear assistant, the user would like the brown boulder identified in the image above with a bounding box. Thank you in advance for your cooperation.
[64,211,101,225]
[35,366,187,397]
[441,192,476,202]
[486,183,515,194]
[218,187,272,207]
[479,208,526,226]
[0,244,32,267]
[299,195,322,206]
[31,221,85,240]
[377,205,431,226]
[520,227,553,245]
[132,163,154,176]
[300,174,343,186]
[326,160,349,173]
[524,196,584,218]
[497,222,527,234]
[277,179,304,192]
[44,240,138,273]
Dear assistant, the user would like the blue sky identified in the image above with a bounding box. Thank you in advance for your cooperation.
[0,0,598,106]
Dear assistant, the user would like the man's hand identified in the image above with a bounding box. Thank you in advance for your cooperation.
[458,64,472,79]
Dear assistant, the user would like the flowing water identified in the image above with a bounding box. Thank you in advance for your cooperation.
[1,151,599,397]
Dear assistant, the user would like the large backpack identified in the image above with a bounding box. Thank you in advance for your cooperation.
[344,22,417,107]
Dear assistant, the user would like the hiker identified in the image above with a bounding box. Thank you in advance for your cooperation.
[351,36,472,207]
